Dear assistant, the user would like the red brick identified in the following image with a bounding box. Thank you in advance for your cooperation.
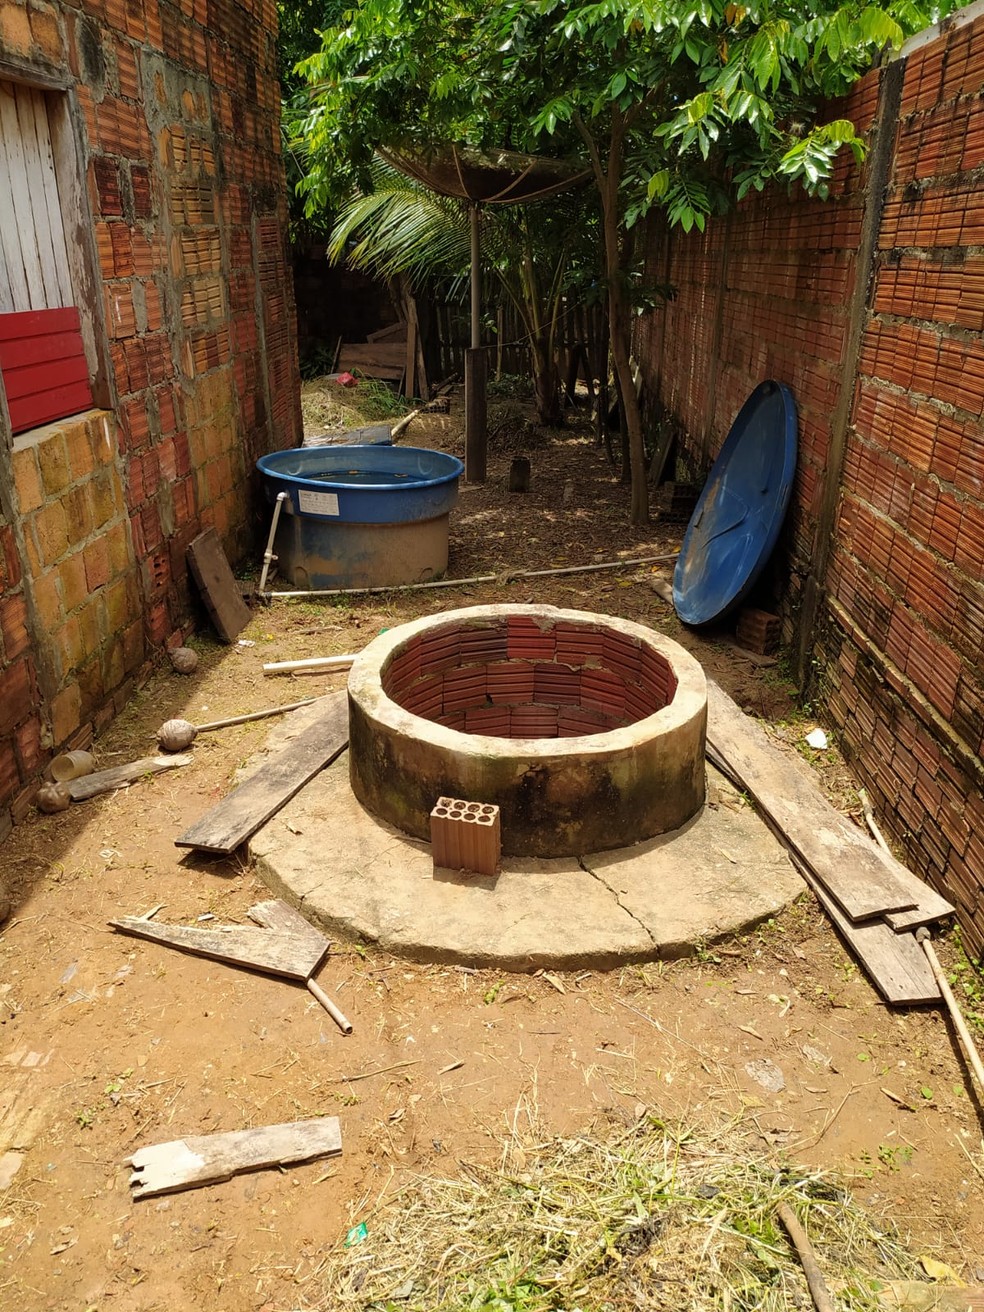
[1,592,30,662]
[0,659,34,735]
[0,740,22,801]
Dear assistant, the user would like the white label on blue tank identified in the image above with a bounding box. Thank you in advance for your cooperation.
[298,490,340,516]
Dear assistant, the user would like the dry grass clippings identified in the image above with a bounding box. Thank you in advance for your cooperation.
[314,1108,919,1311]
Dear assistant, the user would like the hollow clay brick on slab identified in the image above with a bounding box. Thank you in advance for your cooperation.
[430,798,501,876]
[348,604,707,858]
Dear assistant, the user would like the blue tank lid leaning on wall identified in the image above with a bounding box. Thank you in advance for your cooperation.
[673,380,798,626]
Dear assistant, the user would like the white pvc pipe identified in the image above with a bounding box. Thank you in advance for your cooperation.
[258,492,288,598]
[263,553,679,601]
[263,654,356,675]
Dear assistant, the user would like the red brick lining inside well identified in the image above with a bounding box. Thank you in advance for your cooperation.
[381,616,678,738]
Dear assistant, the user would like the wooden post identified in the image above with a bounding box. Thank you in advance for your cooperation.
[469,203,481,349]
[464,347,487,484]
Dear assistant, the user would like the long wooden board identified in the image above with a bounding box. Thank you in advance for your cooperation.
[186,528,251,642]
[247,898,328,946]
[129,1117,342,1199]
[66,753,192,801]
[789,856,940,1005]
[108,917,328,980]
[174,693,348,854]
[706,681,916,922]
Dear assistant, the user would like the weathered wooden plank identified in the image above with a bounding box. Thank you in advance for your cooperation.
[247,898,328,946]
[705,681,916,922]
[0,84,30,311]
[16,86,62,307]
[338,343,407,366]
[109,917,327,980]
[882,881,954,932]
[129,1117,342,1199]
[0,225,12,314]
[175,693,348,854]
[186,528,252,642]
[790,855,940,1005]
[28,87,74,307]
[66,753,192,800]
[367,321,407,343]
[0,83,45,310]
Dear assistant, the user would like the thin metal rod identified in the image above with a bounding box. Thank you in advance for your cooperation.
[258,492,288,598]
[195,698,316,733]
[264,553,679,601]
[307,978,353,1034]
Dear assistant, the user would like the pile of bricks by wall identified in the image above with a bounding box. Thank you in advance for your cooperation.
[0,0,301,829]
[640,4,984,953]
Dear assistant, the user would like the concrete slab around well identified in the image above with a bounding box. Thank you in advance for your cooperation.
[248,707,805,970]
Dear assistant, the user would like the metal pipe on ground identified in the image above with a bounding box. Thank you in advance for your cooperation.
[262,553,679,602]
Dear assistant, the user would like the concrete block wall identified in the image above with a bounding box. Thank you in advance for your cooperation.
[0,0,301,824]
[0,500,42,838]
[640,3,984,954]
[10,415,142,738]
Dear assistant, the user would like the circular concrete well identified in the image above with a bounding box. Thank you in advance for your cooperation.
[347,604,707,856]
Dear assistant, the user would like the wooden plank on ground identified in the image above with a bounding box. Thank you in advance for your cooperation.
[706,680,916,922]
[882,879,954,932]
[129,1117,342,1199]
[66,753,192,801]
[109,917,327,980]
[174,692,348,854]
[247,898,328,947]
[187,528,252,642]
[789,855,940,1005]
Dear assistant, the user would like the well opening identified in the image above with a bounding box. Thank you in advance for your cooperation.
[348,605,708,858]
[380,611,679,737]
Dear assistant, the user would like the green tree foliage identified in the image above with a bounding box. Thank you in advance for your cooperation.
[292,0,953,522]
[329,161,602,424]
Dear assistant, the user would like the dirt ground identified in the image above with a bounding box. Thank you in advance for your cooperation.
[1,389,983,1310]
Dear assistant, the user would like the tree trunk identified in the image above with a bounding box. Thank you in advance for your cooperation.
[575,105,649,524]
[603,197,648,523]
[531,332,564,426]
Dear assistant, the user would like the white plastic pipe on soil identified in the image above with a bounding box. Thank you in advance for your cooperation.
[261,553,679,601]
[263,655,356,675]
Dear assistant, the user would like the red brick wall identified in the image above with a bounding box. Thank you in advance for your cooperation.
[0,0,301,826]
[641,5,984,953]
[638,70,880,630]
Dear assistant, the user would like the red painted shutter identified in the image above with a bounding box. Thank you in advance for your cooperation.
[0,308,94,434]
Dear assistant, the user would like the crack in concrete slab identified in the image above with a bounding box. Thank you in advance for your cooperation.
[577,856,657,947]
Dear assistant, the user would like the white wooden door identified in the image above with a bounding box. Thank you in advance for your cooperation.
[0,79,74,314]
